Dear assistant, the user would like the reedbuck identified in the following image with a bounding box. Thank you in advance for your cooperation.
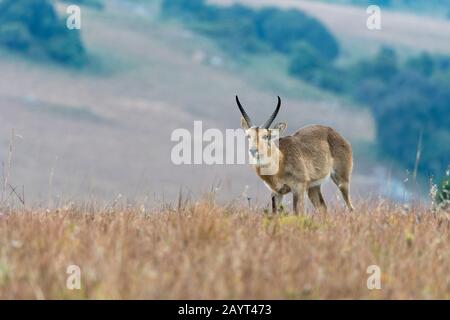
[236,96,354,214]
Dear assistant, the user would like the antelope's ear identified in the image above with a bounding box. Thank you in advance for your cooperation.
[273,122,287,135]
[240,116,250,130]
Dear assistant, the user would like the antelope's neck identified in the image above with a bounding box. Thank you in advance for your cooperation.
[254,145,284,190]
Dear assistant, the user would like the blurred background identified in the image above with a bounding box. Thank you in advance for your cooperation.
[0,0,448,207]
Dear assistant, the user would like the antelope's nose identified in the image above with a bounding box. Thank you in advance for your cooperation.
[249,147,258,157]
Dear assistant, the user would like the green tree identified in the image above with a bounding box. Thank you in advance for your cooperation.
[254,8,339,59]
[406,52,434,77]
[436,171,450,205]
[161,1,339,59]
[288,42,346,91]
[0,0,86,66]
[352,47,398,82]
[288,42,326,77]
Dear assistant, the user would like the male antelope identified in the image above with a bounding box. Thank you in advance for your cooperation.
[236,96,354,214]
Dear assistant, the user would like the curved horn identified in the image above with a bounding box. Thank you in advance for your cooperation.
[235,95,252,127]
[263,96,281,129]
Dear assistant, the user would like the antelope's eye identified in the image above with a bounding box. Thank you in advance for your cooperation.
[262,135,269,140]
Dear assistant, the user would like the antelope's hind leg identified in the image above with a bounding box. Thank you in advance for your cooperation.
[307,186,327,213]
[331,172,354,211]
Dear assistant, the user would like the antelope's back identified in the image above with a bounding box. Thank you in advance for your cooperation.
[279,124,352,175]
[290,124,352,156]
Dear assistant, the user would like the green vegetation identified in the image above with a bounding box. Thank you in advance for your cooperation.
[436,171,450,205]
[288,43,327,78]
[288,42,344,92]
[0,0,86,66]
[161,0,339,59]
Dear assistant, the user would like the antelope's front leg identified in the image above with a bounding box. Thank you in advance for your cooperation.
[271,193,283,214]
[293,184,306,215]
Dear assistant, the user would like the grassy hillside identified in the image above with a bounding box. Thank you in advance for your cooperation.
[0,200,448,299]
[0,0,375,204]
[212,0,450,62]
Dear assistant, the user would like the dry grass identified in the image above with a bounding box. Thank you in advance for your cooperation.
[0,200,448,299]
